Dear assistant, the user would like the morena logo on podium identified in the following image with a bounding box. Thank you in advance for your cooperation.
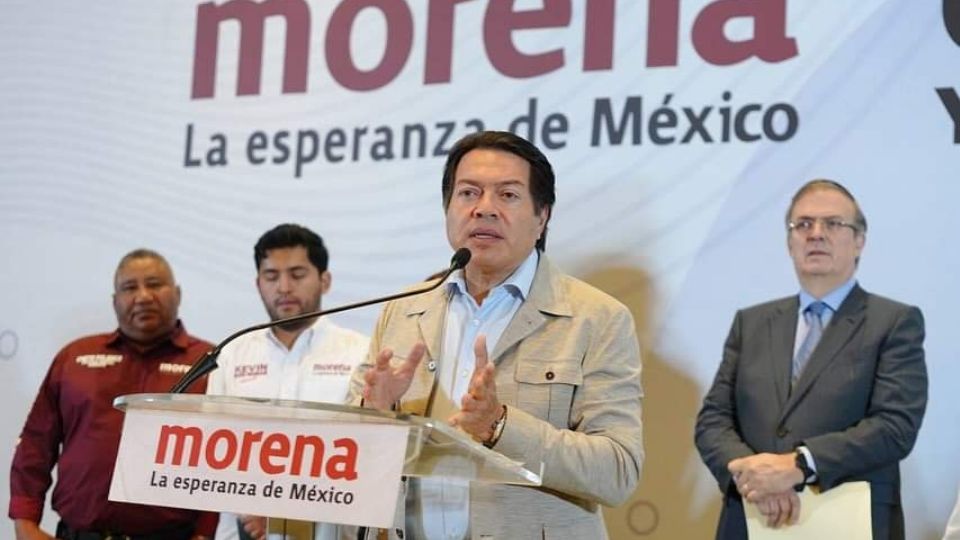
[154,424,360,480]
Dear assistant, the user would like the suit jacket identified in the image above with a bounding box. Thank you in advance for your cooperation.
[695,284,927,540]
[349,255,644,539]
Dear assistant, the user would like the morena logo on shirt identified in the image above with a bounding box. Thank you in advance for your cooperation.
[159,363,192,375]
[153,424,359,480]
[234,364,268,379]
[311,363,353,377]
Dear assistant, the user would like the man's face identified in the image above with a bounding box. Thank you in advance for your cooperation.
[445,148,548,278]
[257,246,330,324]
[113,257,181,344]
[787,188,865,288]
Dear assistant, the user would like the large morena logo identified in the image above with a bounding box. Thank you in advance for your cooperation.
[154,424,360,480]
[191,0,799,99]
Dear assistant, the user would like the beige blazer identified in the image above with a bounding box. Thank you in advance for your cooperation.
[349,255,644,539]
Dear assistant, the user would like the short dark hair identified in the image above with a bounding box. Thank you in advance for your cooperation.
[254,224,328,272]
[786,179,868,233]
[441,131,556,251]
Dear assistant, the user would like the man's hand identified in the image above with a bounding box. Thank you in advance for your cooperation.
[362,343,426,410]
[754,491,802,528]
[238,514,266,540]
[13,519,54,540]
[451,335,503,442]
[728,452,804,502]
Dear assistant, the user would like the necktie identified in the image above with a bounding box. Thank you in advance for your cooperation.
[793,301,828,384]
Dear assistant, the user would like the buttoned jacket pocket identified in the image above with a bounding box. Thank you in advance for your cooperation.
[514,359,582,428]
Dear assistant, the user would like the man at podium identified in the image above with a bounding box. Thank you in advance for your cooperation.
[352,131,645,539]
[206,224,369,540]
[9,249,218,540]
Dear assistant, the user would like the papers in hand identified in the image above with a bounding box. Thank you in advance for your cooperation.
[744,481,872,540]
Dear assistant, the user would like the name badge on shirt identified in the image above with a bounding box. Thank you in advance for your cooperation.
[75,354,123,368]
[234,364,268,379]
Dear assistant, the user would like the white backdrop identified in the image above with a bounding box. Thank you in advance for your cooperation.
[2,1,958,538]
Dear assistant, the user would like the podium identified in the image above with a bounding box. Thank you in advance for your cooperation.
[108,394,542,536]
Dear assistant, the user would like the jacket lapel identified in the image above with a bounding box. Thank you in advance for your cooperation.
[781,285,867,418]
[399,286,450,417]
[408,286,449,364]
[769,297,799,410]
[490,256,572,363]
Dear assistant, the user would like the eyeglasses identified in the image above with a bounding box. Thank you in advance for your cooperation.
[788,217,860,235]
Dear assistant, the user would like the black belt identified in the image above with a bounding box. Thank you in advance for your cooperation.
[56,521,193,540]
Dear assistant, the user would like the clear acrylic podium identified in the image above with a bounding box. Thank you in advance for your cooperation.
[111,394,542,538]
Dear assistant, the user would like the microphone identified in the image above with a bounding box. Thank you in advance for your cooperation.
[170,248,471,393]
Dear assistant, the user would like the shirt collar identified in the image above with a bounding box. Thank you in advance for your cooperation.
[107,320,189,350]
[799,277,857,314]
[266,316,323,350]
[448,249,539,301]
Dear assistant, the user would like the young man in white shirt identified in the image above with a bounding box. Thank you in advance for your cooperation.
[207,224,369,540]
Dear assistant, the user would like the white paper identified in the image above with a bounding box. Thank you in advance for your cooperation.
[745,481,872,540]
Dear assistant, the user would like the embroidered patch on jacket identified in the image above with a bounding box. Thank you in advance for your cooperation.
[234,364,268,379]
[75,354,123,368]
[311,363,354,376]
[159,363,192,375]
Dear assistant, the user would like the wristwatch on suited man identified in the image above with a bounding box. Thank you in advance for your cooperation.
[793,449,816,492]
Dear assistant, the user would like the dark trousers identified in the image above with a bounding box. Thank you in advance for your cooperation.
[56,521,193,540]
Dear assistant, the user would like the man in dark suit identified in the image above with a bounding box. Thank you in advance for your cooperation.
[695,179,927,540]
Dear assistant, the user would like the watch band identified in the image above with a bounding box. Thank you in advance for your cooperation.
[794,450,815,491]
[483,405,508,448]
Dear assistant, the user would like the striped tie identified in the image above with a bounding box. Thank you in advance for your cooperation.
[793,301,828,385]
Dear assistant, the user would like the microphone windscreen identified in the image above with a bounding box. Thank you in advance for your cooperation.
[451,248,471,270]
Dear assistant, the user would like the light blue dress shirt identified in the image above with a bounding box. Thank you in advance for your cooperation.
[416,250,539,540]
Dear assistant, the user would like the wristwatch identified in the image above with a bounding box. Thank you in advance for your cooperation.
[794,450,815,492]
[483,405,508,448]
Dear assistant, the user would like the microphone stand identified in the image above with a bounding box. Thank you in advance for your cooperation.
[170,248,471,393]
